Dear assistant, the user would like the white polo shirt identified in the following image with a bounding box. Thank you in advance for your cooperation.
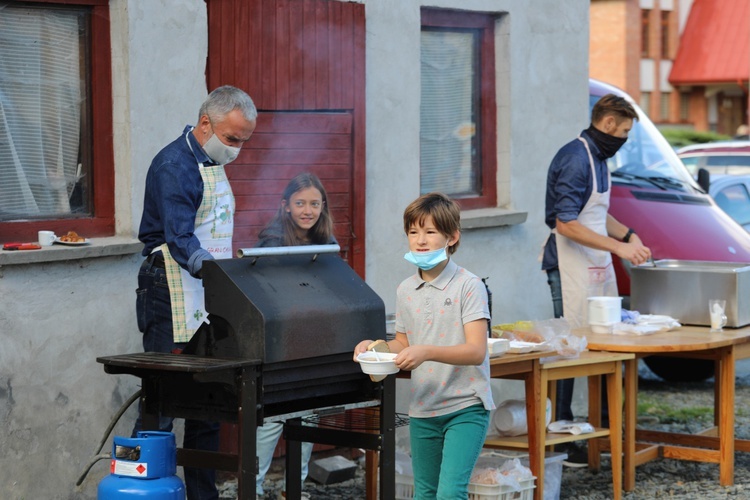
[395,259,495,418]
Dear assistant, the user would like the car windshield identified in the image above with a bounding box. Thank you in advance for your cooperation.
[588,95,700,192]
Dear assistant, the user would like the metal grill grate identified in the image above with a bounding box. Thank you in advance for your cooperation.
[303,410,409,432]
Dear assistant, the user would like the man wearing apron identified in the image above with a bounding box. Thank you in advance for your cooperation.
[541,93,651,462]
[136,86,257,499]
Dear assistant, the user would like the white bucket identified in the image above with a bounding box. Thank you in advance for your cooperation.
[587,296,622,325]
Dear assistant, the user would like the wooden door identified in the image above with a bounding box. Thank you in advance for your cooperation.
[206,0,366,276]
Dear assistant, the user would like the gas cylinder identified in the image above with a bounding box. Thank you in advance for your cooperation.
[98,431,185,499]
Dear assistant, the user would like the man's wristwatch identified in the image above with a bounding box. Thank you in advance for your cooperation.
[623,228,636,243]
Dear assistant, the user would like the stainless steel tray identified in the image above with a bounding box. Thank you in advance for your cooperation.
[630,259,750,327]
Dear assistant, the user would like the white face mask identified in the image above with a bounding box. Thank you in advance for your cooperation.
[202,132,241,165]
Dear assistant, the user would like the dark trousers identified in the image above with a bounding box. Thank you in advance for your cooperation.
[134,257,219,500]
[546,268,608,424]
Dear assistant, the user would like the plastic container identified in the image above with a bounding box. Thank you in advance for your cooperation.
[587,296,622,333]
[519,452,566,500]
[395,473,535,500]
[492,398,552,437]
[395,474,414,499]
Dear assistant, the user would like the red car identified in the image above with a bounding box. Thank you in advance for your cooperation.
[589,79,750,380]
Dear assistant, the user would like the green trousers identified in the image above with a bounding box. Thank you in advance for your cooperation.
[409,404,490,500]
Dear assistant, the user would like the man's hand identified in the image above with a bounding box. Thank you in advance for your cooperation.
[614,233,651,266]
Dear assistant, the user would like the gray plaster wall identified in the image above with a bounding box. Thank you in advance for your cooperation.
[0,0,590,498]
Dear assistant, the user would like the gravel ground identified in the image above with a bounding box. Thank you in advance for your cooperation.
[219,359,750,499]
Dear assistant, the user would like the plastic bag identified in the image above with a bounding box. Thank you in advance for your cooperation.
[470,458,532,492]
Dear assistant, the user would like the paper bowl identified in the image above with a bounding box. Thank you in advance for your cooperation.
[356,352,399,375]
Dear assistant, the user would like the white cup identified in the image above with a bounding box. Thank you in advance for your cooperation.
[38,230,56,247]
[709,299,727,332]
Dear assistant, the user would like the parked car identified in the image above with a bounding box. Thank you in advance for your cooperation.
[589,79,750,381]
[709,174,750,231]
[677,141,750,177]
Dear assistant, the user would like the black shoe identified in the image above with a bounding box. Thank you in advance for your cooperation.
[557,442,588,467]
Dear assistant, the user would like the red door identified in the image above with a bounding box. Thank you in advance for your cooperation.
[205,0,367,458]
[206,0,366,276]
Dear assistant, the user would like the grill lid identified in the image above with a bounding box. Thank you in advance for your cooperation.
[200,245,386,363]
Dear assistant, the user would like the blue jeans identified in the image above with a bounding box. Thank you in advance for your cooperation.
[409,404,490,500]
[134,257,220,500]
[256,422,314,495]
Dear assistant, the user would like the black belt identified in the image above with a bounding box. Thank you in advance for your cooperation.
[146,251,165,269]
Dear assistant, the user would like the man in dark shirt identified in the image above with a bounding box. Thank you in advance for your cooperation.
[135,85,257,499]
[543,93,651,461]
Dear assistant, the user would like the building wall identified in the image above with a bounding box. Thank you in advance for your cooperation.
[590,0,684,126]
[590,0,630,90]
[0,0,589,498]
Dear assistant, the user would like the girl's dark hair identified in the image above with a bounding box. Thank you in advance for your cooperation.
[258,172,334,245]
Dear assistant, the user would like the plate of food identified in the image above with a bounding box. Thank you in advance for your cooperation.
[54,231,90,246]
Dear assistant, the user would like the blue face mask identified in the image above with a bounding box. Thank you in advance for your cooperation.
[404,243,449,270]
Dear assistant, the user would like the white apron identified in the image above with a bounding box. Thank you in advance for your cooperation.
[555,137,618,329]
[162,131,235,343]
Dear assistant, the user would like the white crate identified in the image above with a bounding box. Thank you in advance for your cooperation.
[395,473,535,500]
[468,477,536,500]
[395,474,414,499]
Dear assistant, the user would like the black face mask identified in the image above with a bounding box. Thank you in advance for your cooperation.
[586,125,627,159]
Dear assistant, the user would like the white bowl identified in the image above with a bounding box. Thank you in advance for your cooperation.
[356,352,399,375]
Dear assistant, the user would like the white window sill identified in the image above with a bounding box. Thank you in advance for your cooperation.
[0,236,143,266]
[461,207,528,230]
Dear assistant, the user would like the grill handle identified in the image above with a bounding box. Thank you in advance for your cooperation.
[236,244,341,259]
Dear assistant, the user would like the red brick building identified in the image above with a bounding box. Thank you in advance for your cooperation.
[590,0,749,135]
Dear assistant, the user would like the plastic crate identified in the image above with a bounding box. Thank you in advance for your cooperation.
[395,474,414,499]
[395,474,535,500]
[468,477,536,500]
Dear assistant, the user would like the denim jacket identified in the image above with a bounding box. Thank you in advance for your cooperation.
[138,126,220,277]
[542,130,610,270]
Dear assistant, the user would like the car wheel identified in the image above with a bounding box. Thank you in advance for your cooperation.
[643,356,715,382]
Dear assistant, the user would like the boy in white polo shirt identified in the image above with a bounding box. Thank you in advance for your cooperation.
[354,192,494,499]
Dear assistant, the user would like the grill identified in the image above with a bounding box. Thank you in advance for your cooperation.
[98,245,396,499]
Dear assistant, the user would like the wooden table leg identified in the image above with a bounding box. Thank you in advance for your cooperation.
[623,357,637,492]
[719,346,736,486]
[524,359,545,500]
[588,375,602,471]
[606,361,623,500]
[365,450,378,500]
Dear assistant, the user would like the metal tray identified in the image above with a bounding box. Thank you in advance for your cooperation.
[630,259,750,327]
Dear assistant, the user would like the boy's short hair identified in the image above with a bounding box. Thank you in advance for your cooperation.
[591,93,638,125]
[403,192,461,254]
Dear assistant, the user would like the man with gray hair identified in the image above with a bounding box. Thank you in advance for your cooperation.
[135,85,257,499]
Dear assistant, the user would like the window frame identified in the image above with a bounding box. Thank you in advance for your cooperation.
[641,9,651,58]
[0,0,114,242]
[660,10,671,60]
[420,8,497,210]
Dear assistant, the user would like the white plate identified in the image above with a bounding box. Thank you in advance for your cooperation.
[507,340,547,354]
[53,237,90,246]
[487,338,510,357]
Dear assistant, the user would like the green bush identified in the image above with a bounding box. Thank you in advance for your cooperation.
[660,128,732,148]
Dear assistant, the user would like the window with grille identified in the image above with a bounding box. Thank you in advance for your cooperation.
[660,10,671,59]
[0,1,114,240]
[660,92,671,121]
[420,8,497,210]
[640,92,652,117]
[641,10,651,58]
